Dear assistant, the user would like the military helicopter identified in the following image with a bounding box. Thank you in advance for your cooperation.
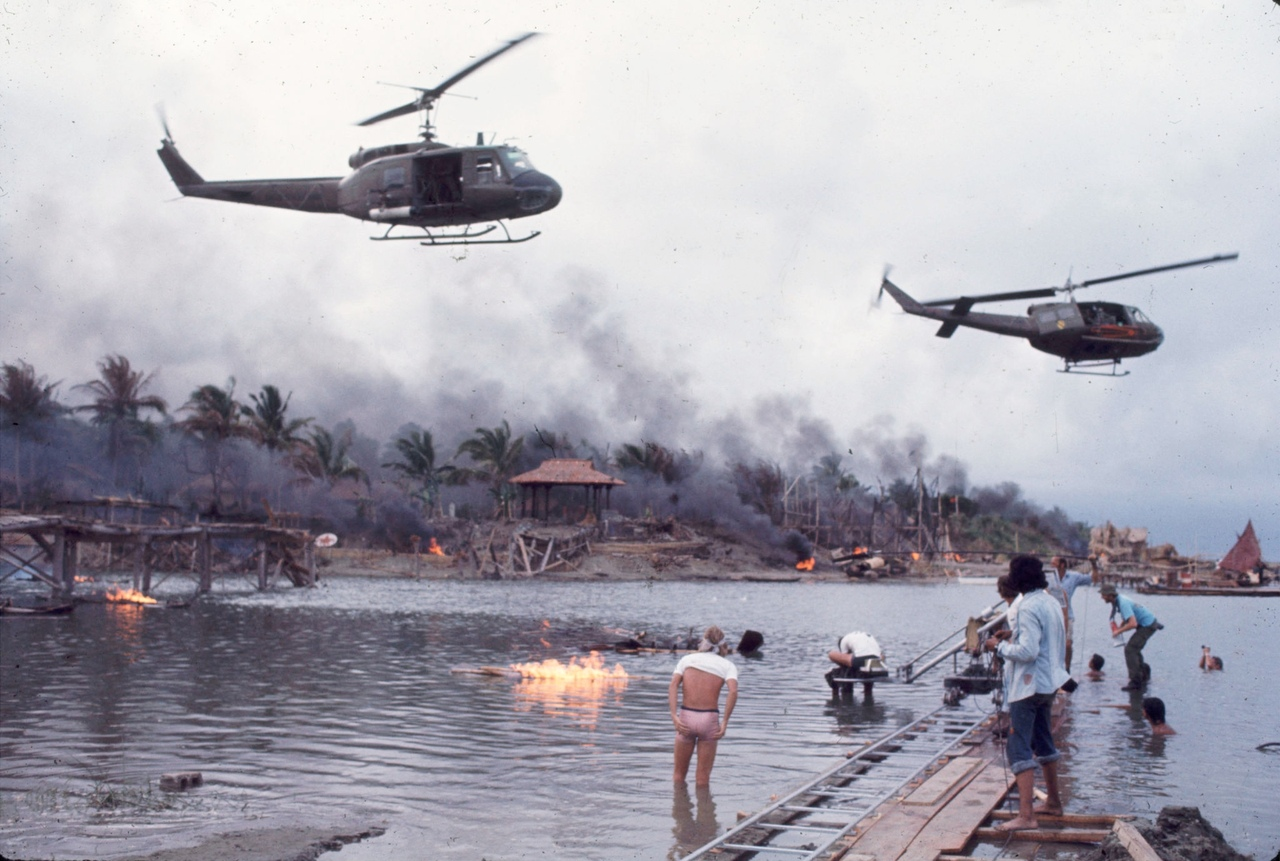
[878,253,1238,375]
[157,32,561,246]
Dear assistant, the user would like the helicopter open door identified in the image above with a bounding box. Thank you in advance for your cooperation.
[413,152,463,207]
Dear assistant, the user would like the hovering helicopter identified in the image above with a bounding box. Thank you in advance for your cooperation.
[156,32,561,246]
[878,253,1239,375]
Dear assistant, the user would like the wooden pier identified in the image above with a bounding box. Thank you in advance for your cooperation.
[679,700,1160,861]
[0,513,316,597]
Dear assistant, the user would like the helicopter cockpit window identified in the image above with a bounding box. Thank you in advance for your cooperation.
[1128,307,1150,324]
[498,148,535,177]
[383,167,406,188]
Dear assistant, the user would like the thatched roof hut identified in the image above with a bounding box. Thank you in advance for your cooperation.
[510,459,625,521]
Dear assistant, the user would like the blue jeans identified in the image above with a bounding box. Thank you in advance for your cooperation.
[1007,693,1060,775]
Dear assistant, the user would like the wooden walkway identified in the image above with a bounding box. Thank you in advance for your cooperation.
[679,702,1159,861]
[821,707,1157,861]
[0,513,316,596]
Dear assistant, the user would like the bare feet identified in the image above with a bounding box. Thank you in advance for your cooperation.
[1034,803,1064,816]
[995,815,1038,832]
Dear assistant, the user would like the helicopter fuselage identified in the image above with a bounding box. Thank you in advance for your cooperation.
[1025,300,1163,363]
[879,280,1164,369]
[157,138,561,230]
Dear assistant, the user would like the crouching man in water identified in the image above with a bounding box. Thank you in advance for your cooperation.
[670,626,740,786]
[984,555,1070,832]
[827,631,887,699]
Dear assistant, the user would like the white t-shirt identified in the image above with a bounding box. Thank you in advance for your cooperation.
[838,631,882,658]
[673,651,739,680]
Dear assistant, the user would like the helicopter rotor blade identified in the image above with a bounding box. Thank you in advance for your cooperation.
[1078,252,1239,288]
[920,287,1058,308]
[356,32,539,128]
[357,101,421,127]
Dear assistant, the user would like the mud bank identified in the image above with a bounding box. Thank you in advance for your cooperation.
[110,823,385,861]
[1084,807,1253,861]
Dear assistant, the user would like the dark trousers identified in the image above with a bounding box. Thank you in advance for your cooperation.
[1125,624,1158,682]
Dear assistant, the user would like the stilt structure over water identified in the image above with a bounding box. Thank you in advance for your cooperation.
[0,513,316,597]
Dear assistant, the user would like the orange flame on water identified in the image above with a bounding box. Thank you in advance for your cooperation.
[796,557,816,571]
[106,587,157,605]
[509,652,630,731]
[510,651,629,681]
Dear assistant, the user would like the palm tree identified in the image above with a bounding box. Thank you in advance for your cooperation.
[74,355,168,487]
[177,380,253,510]
[456,420,524,518]
[384,428,455,515]
[0,361,61,508]
[293,426,369,487]
[242,385,311,453]
[615,440,703,484]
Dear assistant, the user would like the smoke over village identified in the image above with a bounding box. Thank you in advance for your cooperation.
[1,299,1090,558]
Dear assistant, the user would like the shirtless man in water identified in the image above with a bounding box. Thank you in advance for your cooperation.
[669,625,740,786]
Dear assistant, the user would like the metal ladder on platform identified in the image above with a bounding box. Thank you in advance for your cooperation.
[676,705,988,861]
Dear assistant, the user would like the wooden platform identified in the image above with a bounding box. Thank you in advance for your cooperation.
[822,707,1156,861]
[1,513,316,596]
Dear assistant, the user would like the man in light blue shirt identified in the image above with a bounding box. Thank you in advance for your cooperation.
[1101,583,1161,691]
[1050,556,1098,671]
[984,555,1070,832]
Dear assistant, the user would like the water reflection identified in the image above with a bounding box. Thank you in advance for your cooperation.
[669,782,718,860]
[823,694,889,734]
[511,677,630,731]
[1,579,1276,860]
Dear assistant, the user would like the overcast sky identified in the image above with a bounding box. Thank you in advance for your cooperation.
[3,1,1277,557]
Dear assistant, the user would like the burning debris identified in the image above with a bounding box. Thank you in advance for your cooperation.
[509,652,630,681]
[784,530,816,571]
[106,586,158,605]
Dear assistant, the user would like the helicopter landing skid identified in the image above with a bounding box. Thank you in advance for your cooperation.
[370,221,541,246]
[1059,359,1129,377]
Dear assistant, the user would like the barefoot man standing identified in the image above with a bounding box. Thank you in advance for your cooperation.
[984,556,1070,831]
[670,626,739,786]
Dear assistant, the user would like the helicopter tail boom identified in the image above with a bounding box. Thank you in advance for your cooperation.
[157,138,204,187]
[158,138,342,213]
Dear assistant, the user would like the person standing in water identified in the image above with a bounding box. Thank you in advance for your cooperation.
[985,555,1070,832]
[669,626,739,786]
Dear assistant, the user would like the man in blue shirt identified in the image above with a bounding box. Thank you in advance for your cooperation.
[1100,583,1161,691]
[984,555,1070,831]
[1050,556,1098,671]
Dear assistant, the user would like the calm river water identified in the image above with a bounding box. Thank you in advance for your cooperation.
[1,576,1276,860]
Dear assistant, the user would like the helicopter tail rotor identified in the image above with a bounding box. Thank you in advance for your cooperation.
[155,103,174,142]
[874,264,894,309]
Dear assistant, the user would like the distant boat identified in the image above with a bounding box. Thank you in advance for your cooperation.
[1218,520,1264,580]
[1137,520,1274,596]
[1,602,74,616]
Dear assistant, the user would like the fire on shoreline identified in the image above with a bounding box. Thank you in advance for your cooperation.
[427,537,445,556]
[795,557,816,571]
[106,587,158,605]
